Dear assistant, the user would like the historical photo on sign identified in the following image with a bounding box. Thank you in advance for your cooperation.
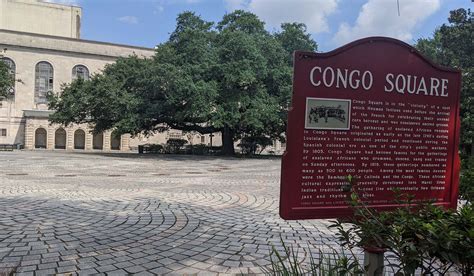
[305,98,351,130]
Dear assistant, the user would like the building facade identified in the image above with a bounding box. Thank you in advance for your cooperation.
[0,0,156,151]
[0,28,156,150]
[0,0,285,153]
[0,0,81,38]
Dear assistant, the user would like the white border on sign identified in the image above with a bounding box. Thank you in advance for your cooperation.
[304,97,352,130]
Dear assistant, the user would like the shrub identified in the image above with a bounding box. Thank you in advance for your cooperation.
[238,136,273,155]
[330,176,474,275]
[460,157,474,203]
[145,143,163,153]
[262,239,365,275]
[165,138,187,154]
[190,144,210,155]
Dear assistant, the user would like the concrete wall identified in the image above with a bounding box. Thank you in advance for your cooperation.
[0,0,82,38]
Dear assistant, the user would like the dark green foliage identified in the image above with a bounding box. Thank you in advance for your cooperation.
[416,8,474,157]
[188,144,210,155]
[165,138,188,154]
[330,176,474,275]
[49,11,317,155]
[275,23,318,65]
[460,157,474,203]
[141,144,164,154]
[237,135,273,155]
[0,60,14,99]
[263,238,364,275]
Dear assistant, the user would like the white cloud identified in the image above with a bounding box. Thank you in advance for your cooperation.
[224,0,338,34]
[333,0,440,46]
[153,5,164,14]
[118,16,139,25]
[224,0,249,11]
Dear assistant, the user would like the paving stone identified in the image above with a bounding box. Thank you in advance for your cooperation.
[35,269,57,276]
[106,269,129,275]
[16,265,37,272]
[56,265,77,273]
[37,262,58,270]
[0,151,345,275]
[96,265,116,273]
[15,273,34,276]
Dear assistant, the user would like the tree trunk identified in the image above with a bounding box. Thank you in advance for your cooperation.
[221,127,235,156]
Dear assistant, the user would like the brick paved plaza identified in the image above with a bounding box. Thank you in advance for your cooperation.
[0,151,339,275]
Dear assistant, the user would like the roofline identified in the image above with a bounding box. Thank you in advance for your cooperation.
[0,43,126,60]
[37,0,81,9]
[0,29,156,52]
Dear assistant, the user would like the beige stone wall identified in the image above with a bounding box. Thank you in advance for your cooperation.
[0,31,154,147]
[24,117,129,151]
[0,0,82,38]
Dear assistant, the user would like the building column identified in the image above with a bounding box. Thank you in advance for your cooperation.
[24,124,34,150]
[121,134,130,152]
[66,128,74,150]
[47,126,55,150]
[85,131,93,151]
[103,131,111,151]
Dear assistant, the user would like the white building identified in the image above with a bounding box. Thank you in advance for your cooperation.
[0,0,213,151]
[0,0,286,153]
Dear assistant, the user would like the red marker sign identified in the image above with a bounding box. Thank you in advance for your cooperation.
[280,37,461,220]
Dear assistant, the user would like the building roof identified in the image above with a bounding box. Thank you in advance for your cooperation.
[0,29,155,59]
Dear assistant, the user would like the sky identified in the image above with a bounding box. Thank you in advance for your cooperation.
[45,0,472,51]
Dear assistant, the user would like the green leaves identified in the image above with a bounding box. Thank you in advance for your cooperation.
[49,10,317,155]
[275,22,318,65]
[416,8,473,157]
[330,175,474,275]
[0,59,14,99]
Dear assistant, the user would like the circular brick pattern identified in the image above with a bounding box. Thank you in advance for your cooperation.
[0,151,340,275]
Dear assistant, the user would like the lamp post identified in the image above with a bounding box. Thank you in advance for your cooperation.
[209,133,214,148]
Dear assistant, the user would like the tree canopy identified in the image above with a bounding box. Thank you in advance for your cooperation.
[416,8,473,156]
[49,10,317,155]
[0,59,14,98]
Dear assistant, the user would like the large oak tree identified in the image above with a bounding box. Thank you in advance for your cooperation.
[49,10,316,155]
[416,8,473,156]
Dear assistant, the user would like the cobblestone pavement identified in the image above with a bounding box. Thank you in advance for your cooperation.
[0,151,340,275]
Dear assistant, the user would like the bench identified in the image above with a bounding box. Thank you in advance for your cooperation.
[0,144,22,151]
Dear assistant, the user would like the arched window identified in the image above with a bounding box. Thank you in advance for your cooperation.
[72,65,89,81]
[35,128,47,149]
[35,62,53,104]
[1,58,15,96]
[74,129,86,150]
[92,132,104,150]
[55,128,67,149]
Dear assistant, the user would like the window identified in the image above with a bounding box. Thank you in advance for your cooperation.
[201,136,205,144]
[35,62,53,104]
[1,58,15,96]
[0,129,6,137]
[72,65,89,80]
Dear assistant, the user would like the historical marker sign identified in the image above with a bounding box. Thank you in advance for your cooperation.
[280,37,462,220]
